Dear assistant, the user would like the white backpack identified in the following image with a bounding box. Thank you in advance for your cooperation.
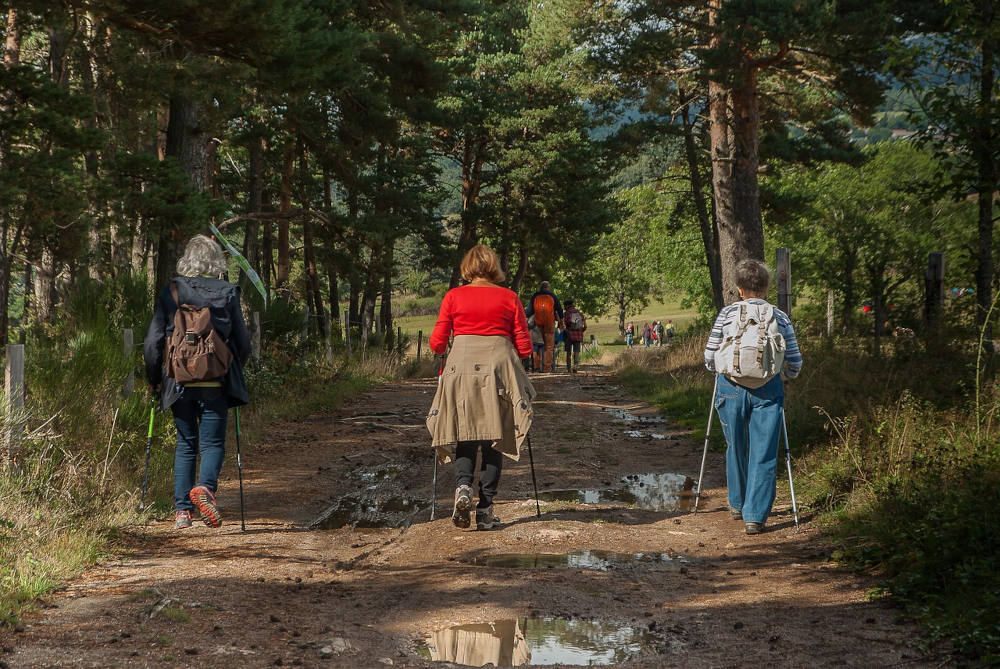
[715,302,786,388]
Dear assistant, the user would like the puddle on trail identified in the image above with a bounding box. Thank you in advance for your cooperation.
[604,407,666,424]
[537,473,695,513]
[416,617,662,666]
[465,549,686,570]
[309,463,426,529]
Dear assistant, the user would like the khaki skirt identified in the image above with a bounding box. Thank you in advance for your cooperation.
[426,335,536,463]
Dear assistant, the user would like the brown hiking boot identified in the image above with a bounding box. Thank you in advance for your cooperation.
[744,522,763,535]
[189,485,222,528]
[452,485,473,529]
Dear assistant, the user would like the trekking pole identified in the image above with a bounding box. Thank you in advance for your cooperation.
[693,375,719,513]
[780,405,801,531]
[526,433,541,517]
[430,354,446,520]
[141,404,155,510]
[235,406,246,532]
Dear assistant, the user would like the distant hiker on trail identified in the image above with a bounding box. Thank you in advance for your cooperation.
[143,235,251,531]
[641,322,652,347]
[561,300,587,373]
[528,315,545,372]
[653,321,665,346]
[427,245,536,531]
[704,259,802,535]
[665,319,675,344]
[624,322,635,348]
[525,281,563,373]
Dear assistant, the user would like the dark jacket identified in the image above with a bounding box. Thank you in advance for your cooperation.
[525,290,564,320]
[143,276,251,410]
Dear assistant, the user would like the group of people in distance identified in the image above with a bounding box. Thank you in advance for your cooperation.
[624,320,674,348]
[147,238,800,539]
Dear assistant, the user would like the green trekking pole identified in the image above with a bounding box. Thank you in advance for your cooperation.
[235,407,246,532]
[141,405,155,510]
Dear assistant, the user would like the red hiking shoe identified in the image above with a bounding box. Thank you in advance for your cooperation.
[189,485,222,528]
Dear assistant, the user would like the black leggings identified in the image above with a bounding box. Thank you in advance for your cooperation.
[455,440,503,508]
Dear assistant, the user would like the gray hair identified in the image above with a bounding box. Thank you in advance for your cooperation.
[540,280,551,291]
[177,235,227,278]
[735,259,771,296]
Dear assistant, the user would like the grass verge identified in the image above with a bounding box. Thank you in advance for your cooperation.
[616,330,1000,662]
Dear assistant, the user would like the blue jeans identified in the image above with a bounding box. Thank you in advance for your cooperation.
[714,374,784,524]
[171,386,228,511]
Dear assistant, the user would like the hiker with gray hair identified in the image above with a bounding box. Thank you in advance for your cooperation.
[703,259,802,535]
[143,234,251,530]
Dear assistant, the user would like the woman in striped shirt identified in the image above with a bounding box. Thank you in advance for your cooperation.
[704,259,802,535]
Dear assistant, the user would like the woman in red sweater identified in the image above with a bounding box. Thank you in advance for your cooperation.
[426,245,535,530]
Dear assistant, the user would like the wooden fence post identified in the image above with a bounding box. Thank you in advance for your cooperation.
[776,248,791,318]
[925,252,945,327]
[417,330,422,360]
[122,329,135,397]
[324,310,334,363]
[6,344,25,461]
[250,312,261,366]
[826,290,835,337]
[343,310,352,356]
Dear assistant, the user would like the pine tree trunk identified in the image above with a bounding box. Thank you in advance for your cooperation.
[276,142,294,293]
[0,7,21,346]
[681,98,724,311]
[511,245,529,293]
[710,75,764,306]
[379,241,394,336]
[33,248,55,323]
[327,263,340,338]
[975,19,996,363]
[449,133,487,287]
[159,93,210,288]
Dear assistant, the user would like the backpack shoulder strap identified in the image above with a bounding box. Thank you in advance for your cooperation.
[732,303,748,373]
[169,280,180,308]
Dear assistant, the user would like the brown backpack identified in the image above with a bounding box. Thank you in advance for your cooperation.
[166,281,233,384]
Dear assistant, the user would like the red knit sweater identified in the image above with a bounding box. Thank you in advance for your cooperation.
[430,284,533,358]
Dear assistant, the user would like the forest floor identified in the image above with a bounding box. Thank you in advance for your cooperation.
[1,365,943,668]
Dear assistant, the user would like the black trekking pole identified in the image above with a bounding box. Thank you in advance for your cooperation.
[526,433,541,517]
[780,405,801,531]
[141,404,155,510]
[235,406,246,532]
[693,375,719,513]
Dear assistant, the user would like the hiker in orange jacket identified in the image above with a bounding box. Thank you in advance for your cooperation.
[525,281,563,373]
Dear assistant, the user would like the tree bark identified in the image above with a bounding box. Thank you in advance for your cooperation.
[511,244,529,294]
[275,142,294,293]
[449,133,488,287]
[975,12,996,362]
[241,134,263,295]
[379,240,394,336]
[159,93,211,288]
[326,262,340,338]
[681,97,724,311]
[0,8,21,346]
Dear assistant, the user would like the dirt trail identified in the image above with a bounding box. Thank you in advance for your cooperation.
[2,366,938,668]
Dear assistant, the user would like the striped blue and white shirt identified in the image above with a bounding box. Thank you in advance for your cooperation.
[703,299,802,379]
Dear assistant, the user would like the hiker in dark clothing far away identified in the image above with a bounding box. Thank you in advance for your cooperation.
[525,281,563,373]
[561,300,587,373]
[144,235,251,531]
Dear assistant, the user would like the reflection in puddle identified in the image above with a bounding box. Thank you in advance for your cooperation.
[417,618,661,666]
[467,550,685,570]
[604,408,666,424]
[537,473,695,512]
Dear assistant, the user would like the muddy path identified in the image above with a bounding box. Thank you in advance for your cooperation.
[2,366,939,668]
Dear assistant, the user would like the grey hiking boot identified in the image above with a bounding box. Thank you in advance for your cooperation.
[744,522,764,535]
[730,508,743,520]
[475,505,500,531]
[452,485,473,528]
[174,510,193,530]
